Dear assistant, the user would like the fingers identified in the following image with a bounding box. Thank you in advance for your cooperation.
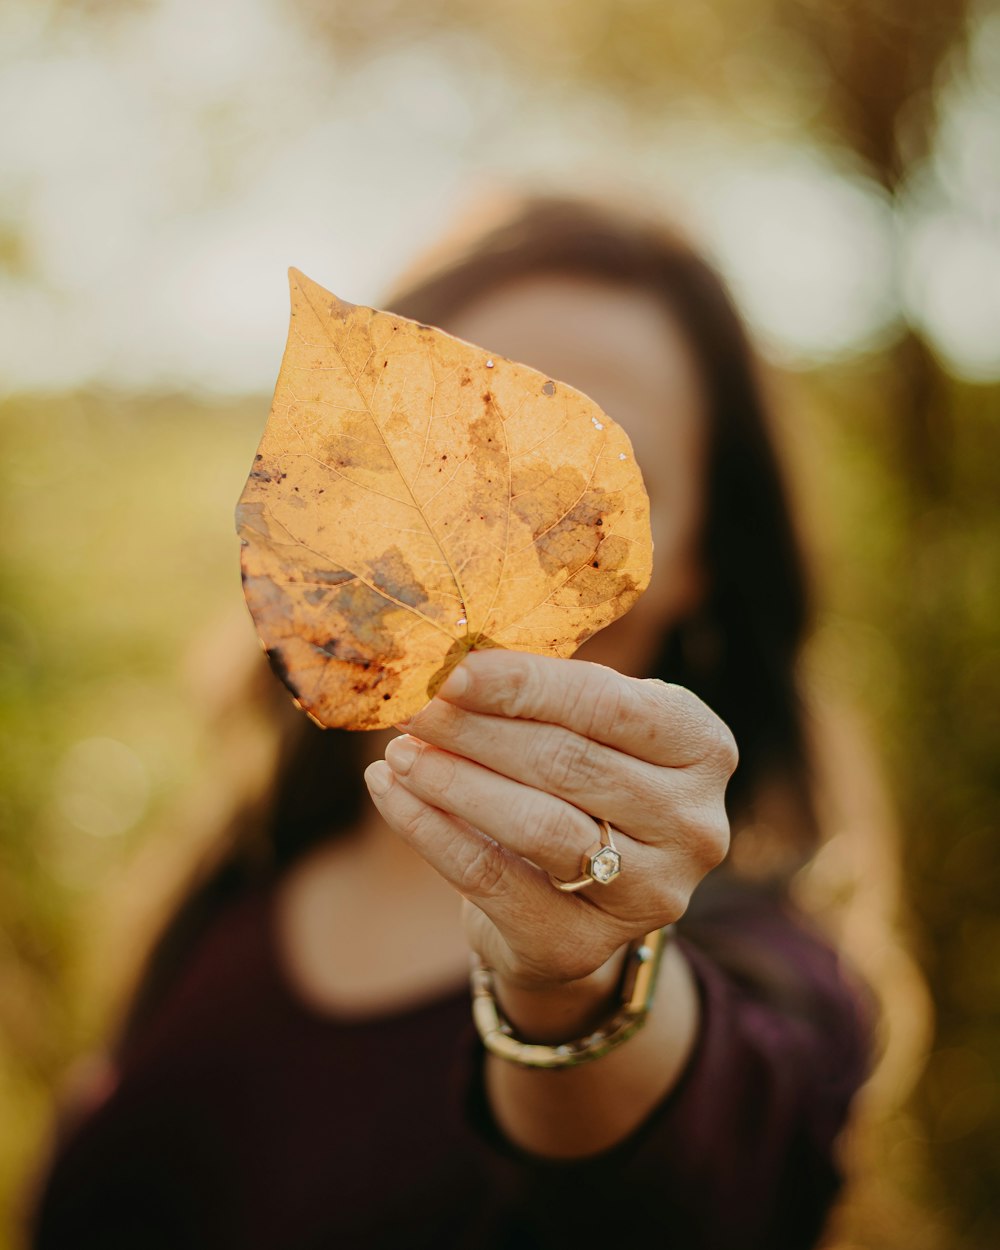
[365,758,529,901]
[413,649,739,773]
[368,651,738,980]
[394,697,726,855]
[380,734,703,927]
[382,733,636,882]
[363,760,629,980]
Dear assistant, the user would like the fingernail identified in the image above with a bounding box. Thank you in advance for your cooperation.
[438,665,468,699]
[365,760,393,796]
[385,735,419,775]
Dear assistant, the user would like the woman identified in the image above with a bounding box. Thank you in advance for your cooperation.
[28,195,878,1249]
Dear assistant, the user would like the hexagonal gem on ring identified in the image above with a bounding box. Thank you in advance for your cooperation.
[590,847,621,883]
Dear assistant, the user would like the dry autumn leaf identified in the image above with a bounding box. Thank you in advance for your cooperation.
[235,269,653,730]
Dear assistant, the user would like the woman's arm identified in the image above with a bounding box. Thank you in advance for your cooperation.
[483,931,701,1158]
[453,892,878,1250]
[365,647,736,1157]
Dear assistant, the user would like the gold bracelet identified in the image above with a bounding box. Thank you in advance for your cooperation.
[469,924,675,1069]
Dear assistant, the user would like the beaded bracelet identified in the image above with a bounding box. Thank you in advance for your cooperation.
[469,923,675,1069]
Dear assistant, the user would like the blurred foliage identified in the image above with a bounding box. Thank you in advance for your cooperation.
[0,393,262,1243]
[1,368,998,1247]
[792,363,1000,1248]
[297,0,970,174]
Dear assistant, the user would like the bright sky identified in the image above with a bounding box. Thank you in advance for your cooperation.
[1,0,998,395]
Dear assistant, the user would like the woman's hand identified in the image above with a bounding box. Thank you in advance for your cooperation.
[363,649,738,993]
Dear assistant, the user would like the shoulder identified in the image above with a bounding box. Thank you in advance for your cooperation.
[28,888,282,1247]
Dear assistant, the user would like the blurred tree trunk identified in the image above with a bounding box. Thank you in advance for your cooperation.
[788,0,969,497]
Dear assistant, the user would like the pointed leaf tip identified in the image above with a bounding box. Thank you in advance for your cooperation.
[287,268,355,320]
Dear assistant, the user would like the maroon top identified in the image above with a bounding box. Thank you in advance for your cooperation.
[28,881,877,1250]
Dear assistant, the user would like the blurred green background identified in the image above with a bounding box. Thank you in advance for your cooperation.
[1,1,998,1247]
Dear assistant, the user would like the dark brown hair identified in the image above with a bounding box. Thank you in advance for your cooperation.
[114,193,821,1056]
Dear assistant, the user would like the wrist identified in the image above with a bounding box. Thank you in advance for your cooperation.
[489,945,630,1045]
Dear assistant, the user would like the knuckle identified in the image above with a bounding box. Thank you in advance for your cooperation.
[541,803,590,866]
[418,746,459,797]
[649,879,688,924]
[649,681,738,773]
[642,677,689,718]
[558,668,591,723]
[540,731,601,791]
[712,719,740,776]
[497,663,533,719]
[423,695,463,737]
[627,694,668,757]
[640,675,675,709]
[641,677,697,741]
[401,802,440,843]
[701,830,730,872]
[711,805,733,861]
[583,669,628,736]
[622,764,658,812]
[507,780,585,870]
[458,839,508,898]
[693,804,732,870]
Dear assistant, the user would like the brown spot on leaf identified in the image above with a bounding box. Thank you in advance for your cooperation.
[370,545,430,611]
[512,467,622,577]
[558,535,638,609]
[307,568,356,586]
